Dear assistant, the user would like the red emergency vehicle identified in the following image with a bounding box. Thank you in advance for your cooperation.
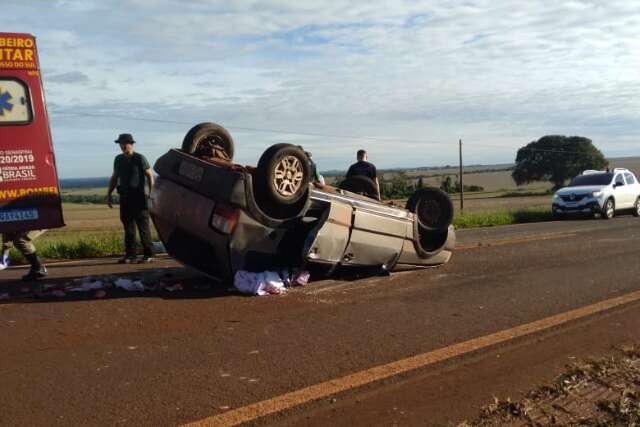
[0,32,64,232]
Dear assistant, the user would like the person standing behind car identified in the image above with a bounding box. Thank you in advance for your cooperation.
[346,149,380,199]
[105,133,155,264]
[299,147,325,188]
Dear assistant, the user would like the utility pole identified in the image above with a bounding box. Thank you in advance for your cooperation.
[459,139,464,211]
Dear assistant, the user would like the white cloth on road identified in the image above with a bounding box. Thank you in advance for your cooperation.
[114,278,145,292]
[234,271,286,296]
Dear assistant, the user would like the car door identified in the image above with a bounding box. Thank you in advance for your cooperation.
[341,204,408,268]
[613,173,630,208]
[625,173,639,205]
[303,198,352,266]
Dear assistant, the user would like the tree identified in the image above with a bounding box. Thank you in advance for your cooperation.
[389,172,410,197]
[512,135,606,189]
[439,175,454,193]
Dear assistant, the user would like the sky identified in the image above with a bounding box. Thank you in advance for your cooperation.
[3,0,640,178]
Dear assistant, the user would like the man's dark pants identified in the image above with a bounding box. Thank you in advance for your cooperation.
[119,192,153,258]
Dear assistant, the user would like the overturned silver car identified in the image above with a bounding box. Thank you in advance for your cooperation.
[150,123,455,281]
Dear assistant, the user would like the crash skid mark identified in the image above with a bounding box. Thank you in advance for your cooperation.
[298,269,447,298]
[456,232,577,250]
[182,289,640,427]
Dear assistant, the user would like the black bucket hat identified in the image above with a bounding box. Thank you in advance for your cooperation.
[114,133,135,144]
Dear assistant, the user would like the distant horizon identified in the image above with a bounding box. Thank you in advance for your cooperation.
[58,155,640,181]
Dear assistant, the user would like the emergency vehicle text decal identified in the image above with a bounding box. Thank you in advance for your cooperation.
[0,149,38,184]
[0,35,37,70]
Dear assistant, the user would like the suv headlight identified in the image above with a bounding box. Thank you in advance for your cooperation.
[552,194,560,200]
[591,191,603,198]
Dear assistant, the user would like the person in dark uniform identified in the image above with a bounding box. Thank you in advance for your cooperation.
[346,149,380,199]
[105,133,155,263]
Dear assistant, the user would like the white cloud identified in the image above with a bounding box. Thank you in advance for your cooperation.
[4,0,640,177]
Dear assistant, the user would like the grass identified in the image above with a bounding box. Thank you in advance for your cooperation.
[5,202,153,263]
[7,233,124,263]
[453,207,554,229]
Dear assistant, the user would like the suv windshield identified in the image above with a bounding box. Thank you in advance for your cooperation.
[568,173,613,187]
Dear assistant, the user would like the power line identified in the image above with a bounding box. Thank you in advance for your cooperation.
[51,110,453,146]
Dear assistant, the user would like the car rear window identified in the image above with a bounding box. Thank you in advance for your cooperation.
[568,173,613,186]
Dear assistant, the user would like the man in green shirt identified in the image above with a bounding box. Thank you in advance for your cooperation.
[105,133,155,263]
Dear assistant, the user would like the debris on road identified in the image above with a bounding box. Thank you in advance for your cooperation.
[114,278,145,292]
[234,271,286,296]
[51,290,66,298]
[164,283,183,292]
[0,267,313,301]
[0,270,190,301]
[293,270,310,286]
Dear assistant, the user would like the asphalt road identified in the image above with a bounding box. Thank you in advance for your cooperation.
[2,216,640,426]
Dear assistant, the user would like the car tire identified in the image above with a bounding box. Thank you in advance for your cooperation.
[634,197,640,217]
[181,122,235,161]
[405,187,454,231]
[413,228,450,258]
[338,175,379,200]
[256,144,311,206]
[602,198,615,220]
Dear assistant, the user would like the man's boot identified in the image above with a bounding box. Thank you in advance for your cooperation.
[22,253,47,281]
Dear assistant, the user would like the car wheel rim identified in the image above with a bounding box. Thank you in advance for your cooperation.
[418,200,441,228]
[273,155,304,198]
[607,201,614,218]
[636,202,640,215]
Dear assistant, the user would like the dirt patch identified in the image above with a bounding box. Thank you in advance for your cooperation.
[459,346,640,426]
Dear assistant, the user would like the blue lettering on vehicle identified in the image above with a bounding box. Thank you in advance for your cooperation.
[0,208,38,222]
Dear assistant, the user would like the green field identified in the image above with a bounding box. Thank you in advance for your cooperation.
[7,202,151,263]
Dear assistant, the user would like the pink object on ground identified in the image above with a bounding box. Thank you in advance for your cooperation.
[294,271,310,286]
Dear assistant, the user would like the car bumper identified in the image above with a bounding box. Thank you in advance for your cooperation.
[552,200,602,214]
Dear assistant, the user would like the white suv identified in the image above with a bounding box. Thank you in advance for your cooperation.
[552,168,640,219]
